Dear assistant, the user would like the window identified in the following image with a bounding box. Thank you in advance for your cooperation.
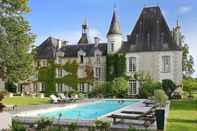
[95,67,101,80]
[162,56,170,73]
[80,55,84,64]
[42,60,47,67]
[111,43,114,52]
[33,83,38,93]
[57,68,63,78]
[57,57,63,64]
[80,83,85,92]
[96,55,100,64]
[129,57,136,72]
[128,80,137,95]
[41,83,46,92]
[57,83,63,92]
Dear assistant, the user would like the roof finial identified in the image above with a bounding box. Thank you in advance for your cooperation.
[83,17,88,26]
[113,3,117,12]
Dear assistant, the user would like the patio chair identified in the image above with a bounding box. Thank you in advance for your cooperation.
[58,93,72,103]
[49,95,62,104]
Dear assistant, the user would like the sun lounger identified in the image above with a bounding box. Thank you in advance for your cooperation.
[108,106,156,126]
[49,95,62,104]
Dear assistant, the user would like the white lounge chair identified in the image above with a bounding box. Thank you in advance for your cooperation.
[49,95,61,104]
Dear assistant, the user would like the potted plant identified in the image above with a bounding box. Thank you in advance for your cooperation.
[153,89,168,130]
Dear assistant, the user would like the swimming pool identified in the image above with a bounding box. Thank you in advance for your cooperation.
[40,99,141,120]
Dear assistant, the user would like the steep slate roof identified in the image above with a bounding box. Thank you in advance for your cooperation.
[36,37,107,59]
[120,6,181,53]
[60,43,107,57]
[78,34,89,44]
[107,10,122,35]
[36,37,59,59]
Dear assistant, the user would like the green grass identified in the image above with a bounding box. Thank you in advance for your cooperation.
[167,96,197,131]
[1,96,49,106]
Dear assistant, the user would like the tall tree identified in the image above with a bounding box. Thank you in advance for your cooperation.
[0,0,35,83]
[182,38,195,78]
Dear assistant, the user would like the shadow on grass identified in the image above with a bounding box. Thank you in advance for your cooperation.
[168,118,197,124]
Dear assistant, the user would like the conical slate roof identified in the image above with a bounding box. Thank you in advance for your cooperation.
[78,34,89,44]
[107,10,121,35]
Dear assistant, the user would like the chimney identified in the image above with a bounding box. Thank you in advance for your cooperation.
[94,37,100,45]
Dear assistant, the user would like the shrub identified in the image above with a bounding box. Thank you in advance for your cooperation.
[11,120,26,131]
[162,79,176,98]
[67,122,78,131]
[153,89,168,107]
[139,80,161,98]
[0,91,6,112]
[88,126,96,131]
[95,120,111,131]
[5,81,17,93]
[35,118,53,130]
[111,77,128,98]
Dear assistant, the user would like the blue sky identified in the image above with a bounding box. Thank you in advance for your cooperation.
[27,0,197,77]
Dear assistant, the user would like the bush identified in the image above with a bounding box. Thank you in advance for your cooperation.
[5,81,17,93]
[162,79,176,98]
[0,91,6,112]
[35,118,53,130]
[67,122,78,131]
[111,77,128,98]
[95,120,111,131]
[153,89,168,107]
[11,120,26,131]
[139,80,161,98]
[89,81,113,98]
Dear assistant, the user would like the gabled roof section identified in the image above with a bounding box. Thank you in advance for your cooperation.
[107,10,122,36]
[124,6,181,52]
[36,37,59,59]
[60,43,107,57]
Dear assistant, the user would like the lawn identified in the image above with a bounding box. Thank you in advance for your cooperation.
[1,96,49,106]
[167,96,197,131]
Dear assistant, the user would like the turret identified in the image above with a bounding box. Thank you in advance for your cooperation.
[107,8,122,54]
[173,19,182,47]
[78,18,90,44]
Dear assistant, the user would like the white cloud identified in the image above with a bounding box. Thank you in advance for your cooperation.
[179,5,192,14]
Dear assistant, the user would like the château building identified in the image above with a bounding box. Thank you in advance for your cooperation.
[20,6,182,96]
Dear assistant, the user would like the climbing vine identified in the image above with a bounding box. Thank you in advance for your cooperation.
[106,54,126,81]
[37,59,94,95]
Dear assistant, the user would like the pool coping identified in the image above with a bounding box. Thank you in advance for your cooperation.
[12,99,145,124]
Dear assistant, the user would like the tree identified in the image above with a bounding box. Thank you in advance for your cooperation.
[182,78,197,93]
[182,41,195,78]
[111,77,128,98]
[139,80,161,98]
[0,0,35,83]
[162,79,176,99]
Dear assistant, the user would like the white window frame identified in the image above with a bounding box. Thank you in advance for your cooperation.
[162,56,171,73]
[79,83,85,93]
[129,57,136,72]
[57,83,63,93]
[57,68,63,78]
[95,67,101,80]
[128,80,137,95]
[96,54,101,64]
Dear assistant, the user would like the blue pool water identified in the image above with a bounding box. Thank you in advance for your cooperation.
[42,99,140,120]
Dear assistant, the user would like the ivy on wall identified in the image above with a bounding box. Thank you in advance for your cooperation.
[106,54,126,81]
[37,59,94,94]
[38,60,56,94]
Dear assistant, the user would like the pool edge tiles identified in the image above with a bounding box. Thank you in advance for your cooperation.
[14,99,144,121]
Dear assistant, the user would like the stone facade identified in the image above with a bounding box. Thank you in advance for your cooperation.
[20,6,183,96]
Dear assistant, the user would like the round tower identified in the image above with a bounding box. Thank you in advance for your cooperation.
[107,9,122,54]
